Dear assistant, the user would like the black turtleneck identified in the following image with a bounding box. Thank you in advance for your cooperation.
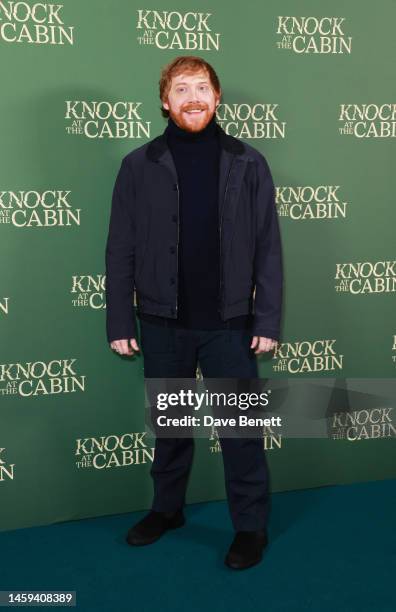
[138,114,250,330]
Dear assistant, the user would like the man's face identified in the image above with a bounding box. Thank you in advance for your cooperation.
[162,69,221,133]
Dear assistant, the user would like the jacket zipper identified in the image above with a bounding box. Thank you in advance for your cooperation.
[219,157,234,317]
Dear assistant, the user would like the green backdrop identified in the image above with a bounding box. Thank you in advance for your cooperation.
[1,0,395,532]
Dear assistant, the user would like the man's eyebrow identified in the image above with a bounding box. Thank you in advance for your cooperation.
[174,80,209,85]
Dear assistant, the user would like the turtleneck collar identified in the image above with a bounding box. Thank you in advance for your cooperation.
[165,113,218,143]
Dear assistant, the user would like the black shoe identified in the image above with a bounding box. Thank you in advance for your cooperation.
[126,509,185,546]
[224,529,268,570]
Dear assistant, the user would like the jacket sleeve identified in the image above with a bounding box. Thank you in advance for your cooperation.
[251,153,283,341]
[105,156,137,343]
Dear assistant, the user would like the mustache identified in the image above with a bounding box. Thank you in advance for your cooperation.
[182,105,207,111]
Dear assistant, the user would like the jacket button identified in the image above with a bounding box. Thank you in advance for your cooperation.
[171,214,177,222]
[169,246,176,254]
[170,277,175,285]
[173,183,178,191]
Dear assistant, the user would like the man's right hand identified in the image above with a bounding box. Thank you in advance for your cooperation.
[110,338,140,356]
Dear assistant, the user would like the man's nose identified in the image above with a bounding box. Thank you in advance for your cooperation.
[190,88,203,100]
[187,93,203,104]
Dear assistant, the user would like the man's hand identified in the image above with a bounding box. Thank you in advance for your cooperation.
[110,338,140,356]
[251,336,277,355]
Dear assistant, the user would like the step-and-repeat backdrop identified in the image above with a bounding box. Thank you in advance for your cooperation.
[1,1,395,531]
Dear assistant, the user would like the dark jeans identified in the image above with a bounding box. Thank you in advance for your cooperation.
[139,318,271,531]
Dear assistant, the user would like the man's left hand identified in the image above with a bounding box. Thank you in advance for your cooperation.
[251,336,277,354]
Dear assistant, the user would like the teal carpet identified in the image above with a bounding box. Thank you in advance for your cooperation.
[1,479,395,611]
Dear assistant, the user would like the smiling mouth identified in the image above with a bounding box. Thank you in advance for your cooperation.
[184,109,205,114]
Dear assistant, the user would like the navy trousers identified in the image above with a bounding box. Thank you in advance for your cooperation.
[139,318,271,531]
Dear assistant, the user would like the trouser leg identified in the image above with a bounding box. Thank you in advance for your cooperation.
[198,325,271,530]
[139,319,197,512]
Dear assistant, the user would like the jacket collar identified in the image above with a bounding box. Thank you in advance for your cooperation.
[146,120,245,162]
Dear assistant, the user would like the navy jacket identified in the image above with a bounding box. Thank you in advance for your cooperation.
[105,121,283,343]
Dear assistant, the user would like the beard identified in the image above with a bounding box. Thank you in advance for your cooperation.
[168,104,216,133]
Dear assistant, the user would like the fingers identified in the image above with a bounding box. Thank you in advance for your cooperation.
[110,338,140,356]
[110,339,131,356]
[130,338,140,352]
[252,336,278,355]
[251,336,259,349]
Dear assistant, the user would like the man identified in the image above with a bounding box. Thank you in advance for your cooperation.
[105,55,283,570]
